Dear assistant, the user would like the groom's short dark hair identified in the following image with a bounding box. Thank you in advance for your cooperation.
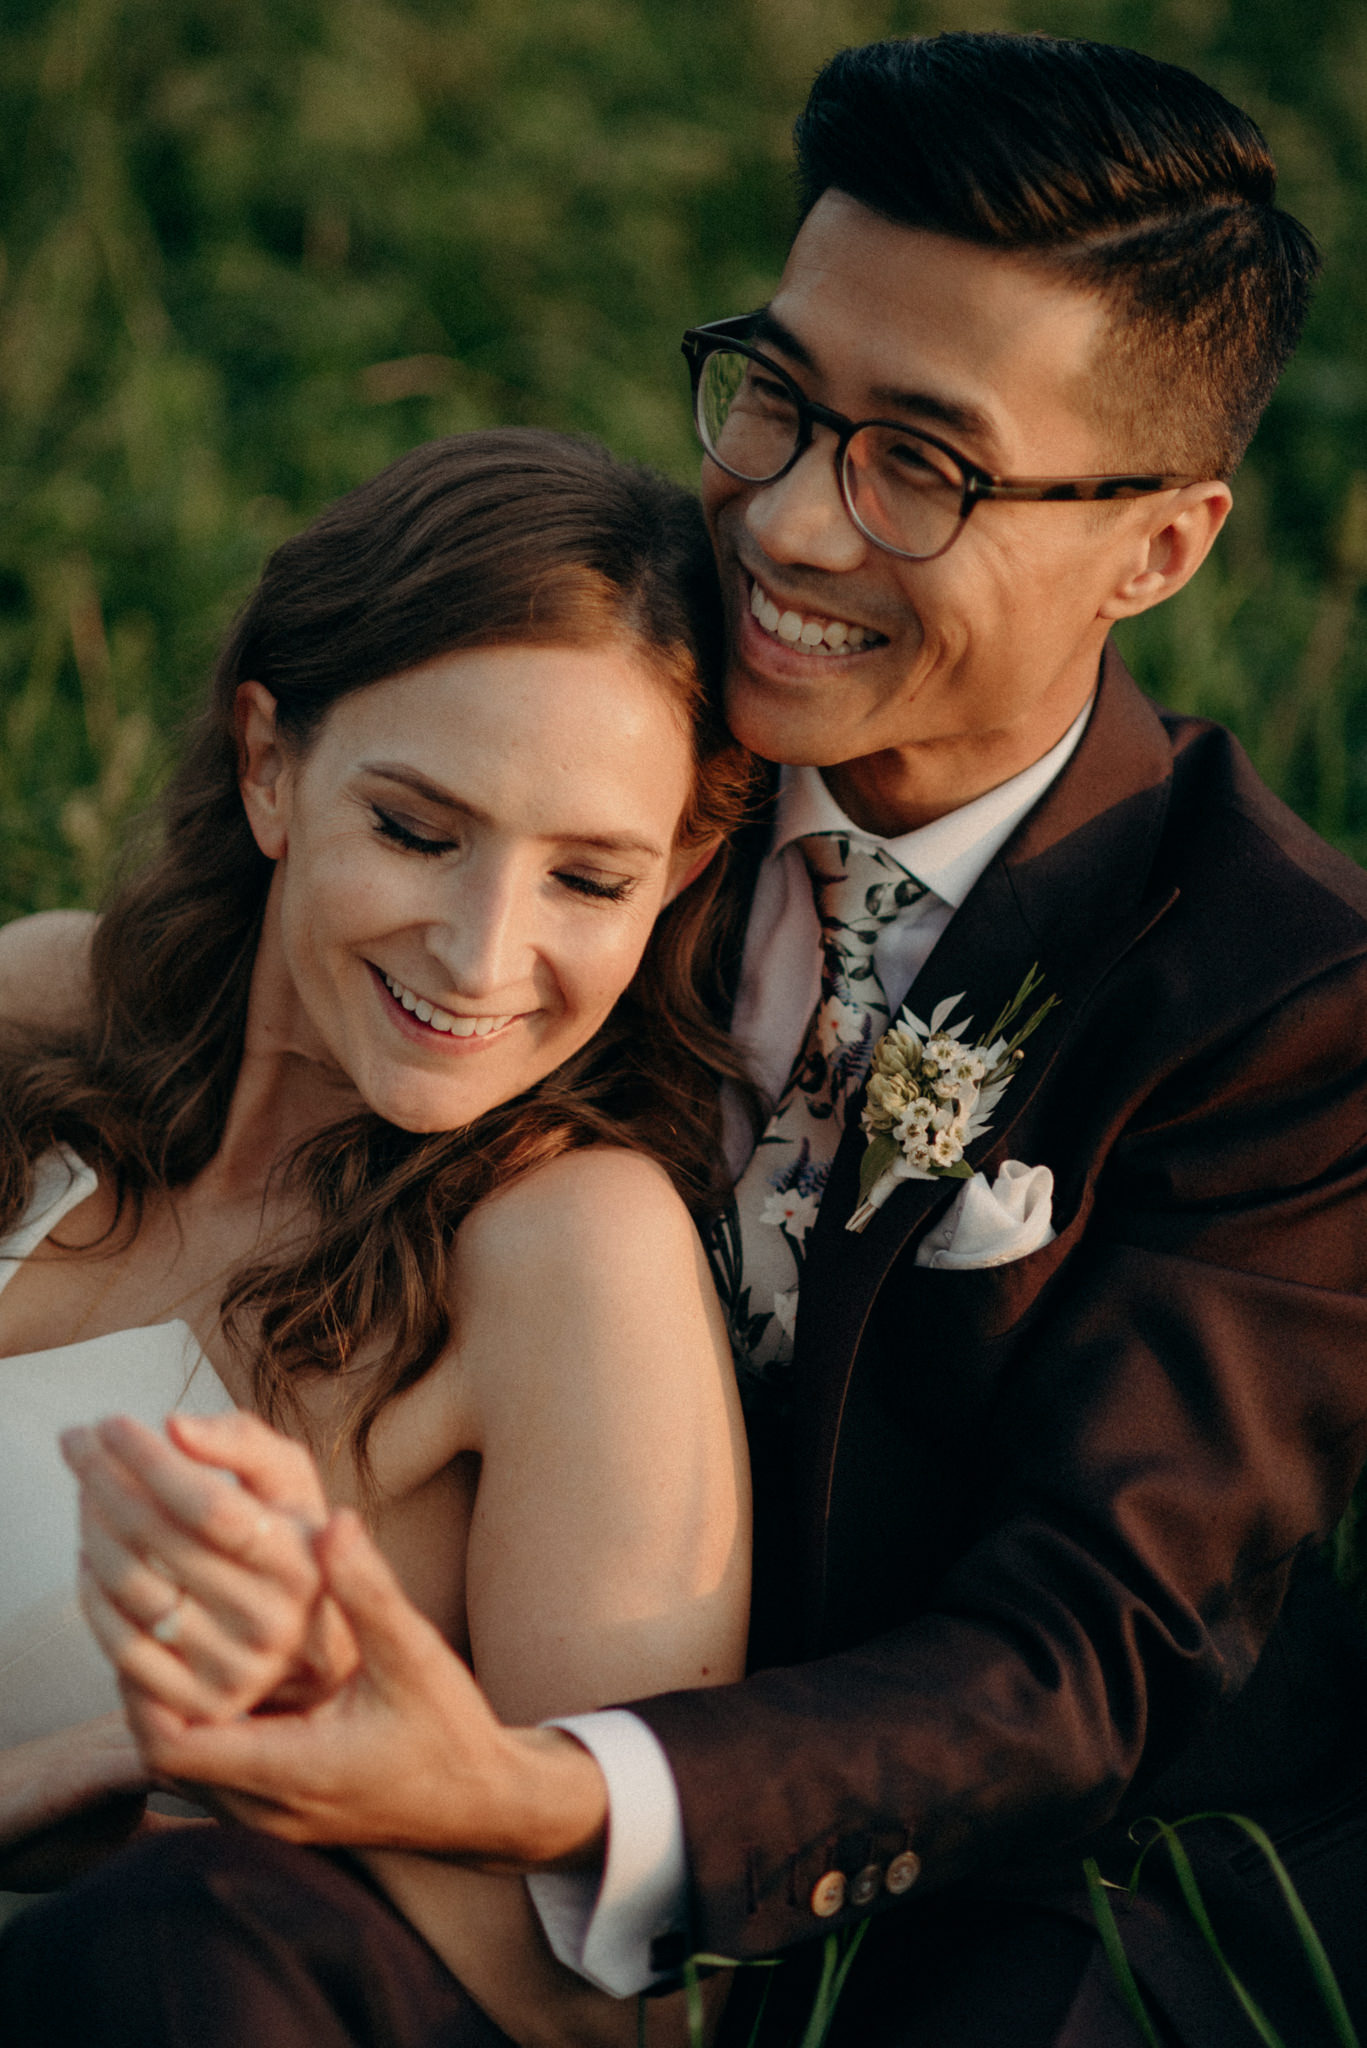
[794,33,1320,479]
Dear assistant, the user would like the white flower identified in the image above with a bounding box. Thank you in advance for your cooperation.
[828,998,870,1046]
[772,1288,799,1338]
[930,1128,964,1167]
[759,1188,821,1241]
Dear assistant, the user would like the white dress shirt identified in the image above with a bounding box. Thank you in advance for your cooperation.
[527,702,1092,1996]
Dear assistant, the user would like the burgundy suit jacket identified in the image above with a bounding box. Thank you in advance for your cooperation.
[634,646,1367,2035]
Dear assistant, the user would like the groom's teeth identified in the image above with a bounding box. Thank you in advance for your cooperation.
[382,972,512,1040]
[748,578,876,655]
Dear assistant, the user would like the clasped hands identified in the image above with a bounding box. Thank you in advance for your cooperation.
[60,1411,607,1872]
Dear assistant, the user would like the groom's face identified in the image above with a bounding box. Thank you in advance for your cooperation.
[701,192,1177,810]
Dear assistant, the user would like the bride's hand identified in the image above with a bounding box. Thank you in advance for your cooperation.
[61,1412,359,1726]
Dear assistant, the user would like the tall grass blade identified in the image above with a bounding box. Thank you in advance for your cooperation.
[681,1955,707,2048]
[1083,1858,1164,2048]
[1156,1816,1361,2048]
[794,1932,841,2048]
[1132,1822,1286,2048]
[742,1969,777,2048]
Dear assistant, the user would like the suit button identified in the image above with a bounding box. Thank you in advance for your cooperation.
[885,1850,921,1895]
[810,1869,847,1918]
[850,1864,882,1908]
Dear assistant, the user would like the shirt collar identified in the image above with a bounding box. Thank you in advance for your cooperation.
[770,696,1094,911]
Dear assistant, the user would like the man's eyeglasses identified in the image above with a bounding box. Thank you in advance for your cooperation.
[682,316,1200,564]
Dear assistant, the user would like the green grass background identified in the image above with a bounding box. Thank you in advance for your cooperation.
[3,0,1365,919]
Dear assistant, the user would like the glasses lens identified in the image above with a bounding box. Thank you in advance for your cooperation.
[843,424,966,559]
[696,349,800,483]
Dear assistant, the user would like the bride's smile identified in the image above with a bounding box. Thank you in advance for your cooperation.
[236,640,699,1137]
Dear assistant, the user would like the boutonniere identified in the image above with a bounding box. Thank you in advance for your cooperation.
[847,964,1058,1233]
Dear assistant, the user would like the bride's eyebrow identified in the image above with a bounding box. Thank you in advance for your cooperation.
[357,761,665,859]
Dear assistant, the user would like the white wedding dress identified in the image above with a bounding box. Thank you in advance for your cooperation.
[0,1147,236,1752]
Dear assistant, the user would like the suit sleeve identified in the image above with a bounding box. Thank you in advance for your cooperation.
[630,952,1367,1961]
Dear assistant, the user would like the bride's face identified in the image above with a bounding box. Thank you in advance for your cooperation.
[237,641,701,1133]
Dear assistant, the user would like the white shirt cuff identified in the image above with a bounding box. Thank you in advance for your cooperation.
[525,1708,689,1998]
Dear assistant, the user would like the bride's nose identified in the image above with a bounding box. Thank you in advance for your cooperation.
[423,859,532,995]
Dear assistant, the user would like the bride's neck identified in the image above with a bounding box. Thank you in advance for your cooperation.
[208,890,365,1198]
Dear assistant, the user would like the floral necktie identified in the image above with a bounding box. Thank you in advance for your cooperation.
[711,831,929,1389]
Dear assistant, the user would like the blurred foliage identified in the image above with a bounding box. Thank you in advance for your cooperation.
[0,0,1365,915]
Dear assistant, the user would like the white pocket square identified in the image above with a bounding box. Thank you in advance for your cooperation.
[913,1160,1055,1271]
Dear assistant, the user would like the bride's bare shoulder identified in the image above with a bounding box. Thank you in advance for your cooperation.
[449,1144,733,1437]
[0,912,97,1031]
[455,1145,695,1280]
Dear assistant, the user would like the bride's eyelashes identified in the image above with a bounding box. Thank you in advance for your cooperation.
[371,805,454,857]
[369,804,636,904]
[555,870,635,905]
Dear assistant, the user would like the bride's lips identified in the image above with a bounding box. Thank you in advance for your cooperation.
[368,964,527,1049]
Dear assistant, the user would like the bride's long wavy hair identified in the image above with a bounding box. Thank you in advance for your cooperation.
[0,430,758,1465]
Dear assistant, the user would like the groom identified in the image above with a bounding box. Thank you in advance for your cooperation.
[7,30,1367,2048]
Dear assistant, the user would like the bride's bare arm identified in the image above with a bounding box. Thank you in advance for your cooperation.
[358,1148,749,2039]
[453,1147,750,1725]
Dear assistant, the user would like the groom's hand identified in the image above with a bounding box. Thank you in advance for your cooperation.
[126,1507,610,1874]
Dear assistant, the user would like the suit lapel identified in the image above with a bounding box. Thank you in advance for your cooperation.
[790,647,1182,1604]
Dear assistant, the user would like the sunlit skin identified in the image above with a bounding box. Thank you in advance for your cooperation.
[704,191,1233,834]
[237,641,701,1144]
[29,208,1240,2006]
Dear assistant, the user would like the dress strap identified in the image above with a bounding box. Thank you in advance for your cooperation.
[0,1146,99,1297]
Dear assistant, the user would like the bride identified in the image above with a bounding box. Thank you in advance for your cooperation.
[0,429,754,2041]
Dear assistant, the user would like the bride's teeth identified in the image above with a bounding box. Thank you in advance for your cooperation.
[382,970,510,1039]
[759,594,781,633]
[776,610,804,644]
[799,621,825,647]
[823,620,847,649]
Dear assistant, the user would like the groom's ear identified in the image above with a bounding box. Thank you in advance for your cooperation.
[665,842,720,904]
[236,681,292,860]
[1098,478,1233,621]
